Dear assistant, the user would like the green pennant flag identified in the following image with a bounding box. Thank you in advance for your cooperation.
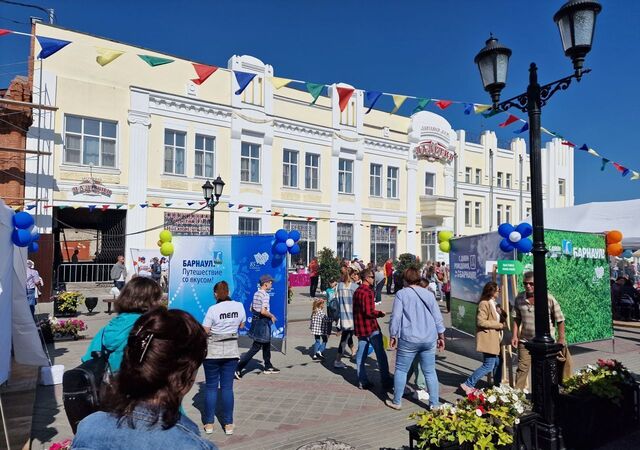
[481,108,501,118]
[165,203,173,207]
[58,205,67,209]
[412,98,431,114]
[306,83,324,104]
[247,207,253,211]
[283,213,289,217]
[138,55,174,67]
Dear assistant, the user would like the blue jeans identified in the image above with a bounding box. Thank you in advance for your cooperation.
[355,330,391,387]
[408,355,426,390]
[313,335,328,354]
[393,340,440,407]
[464,353,501,388]
[203,358,238,425]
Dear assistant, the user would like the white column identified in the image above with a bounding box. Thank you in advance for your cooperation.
[406,160,418,253]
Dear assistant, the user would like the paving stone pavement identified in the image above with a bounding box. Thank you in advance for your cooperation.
[26,286,640,450]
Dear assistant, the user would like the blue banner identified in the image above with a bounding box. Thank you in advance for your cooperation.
[168,235,287,342]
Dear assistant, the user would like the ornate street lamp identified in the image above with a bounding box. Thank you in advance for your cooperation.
[474,2,601,449]
[202,176,225,235]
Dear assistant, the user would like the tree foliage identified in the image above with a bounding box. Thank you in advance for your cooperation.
[318,247,341,290]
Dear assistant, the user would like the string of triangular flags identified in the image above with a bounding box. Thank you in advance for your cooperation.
[2,28,636,180]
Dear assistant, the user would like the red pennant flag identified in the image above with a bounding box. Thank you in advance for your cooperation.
[337,87,355,112]
[191,63,218,85]
[613,162,630,176]
[151,203,160,208]
[435,100,453,110]
[273,212,281,216]
[238,204,244,209]
[562,141,576,147]
[499,114,520,128]
[101,205,110,211]
[199,201,206,205]
[43,205,52,209]
[306,217,313,221]
[0,29,12,37]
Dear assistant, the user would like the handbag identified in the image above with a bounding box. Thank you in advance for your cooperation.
[248,312,271,343]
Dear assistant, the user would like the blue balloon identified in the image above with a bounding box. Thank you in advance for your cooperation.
[498,223,515,238]
[13,211,34,230]
[289,244,301,255]
[622,249,633,258]
[31,232,40,242]
[288,229,301,242]
[28,242,39,253]
[274,242,288,255]
[515,222,533,239]
[516,238,533,253]
[275,229,288,242]
[500,239,515,253]
[11,229,32,247]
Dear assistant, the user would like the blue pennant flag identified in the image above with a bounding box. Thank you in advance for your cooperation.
[600,158,610,171]
[579,144,589,151]
[228,203,235,208]
[514,122,529,134]
[234,71,257,95]
[463,103,474,115]
[364,91,383,114]
[36,36,71,59]
[88,205,96,212]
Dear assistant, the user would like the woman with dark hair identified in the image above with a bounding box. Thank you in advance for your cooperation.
[460,281,505,394]
[201,281,246,435]
[72,309,216,449]
[82,277,163,372]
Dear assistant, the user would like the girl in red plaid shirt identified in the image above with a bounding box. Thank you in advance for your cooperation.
[309,298,332,360]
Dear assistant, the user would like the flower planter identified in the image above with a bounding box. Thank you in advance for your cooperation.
[53,298,78,318]
[53,332,83,342]
[85,296,98,313]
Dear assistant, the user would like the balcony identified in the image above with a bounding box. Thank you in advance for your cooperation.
[420,194,456,219]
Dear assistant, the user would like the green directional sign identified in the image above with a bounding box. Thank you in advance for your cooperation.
[497,259,524,275]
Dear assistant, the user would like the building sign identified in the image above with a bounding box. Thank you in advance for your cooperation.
[72,178,113,197]
[414,140,455,163]
[164,212,210,236]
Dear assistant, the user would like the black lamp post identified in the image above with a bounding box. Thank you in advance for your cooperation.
[202,176,225,235]
[474,2,601,449]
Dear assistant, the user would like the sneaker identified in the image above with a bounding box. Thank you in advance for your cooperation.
[204,424,214,434]
[234,370,243,380]
[459,383,474,395]
[333,360,347,369]
[414,389,430,402]
[311,353,319,361]
[224,424,234,435]
[385,399,402,410]
[316,352,325,359]
[263,367,280,374]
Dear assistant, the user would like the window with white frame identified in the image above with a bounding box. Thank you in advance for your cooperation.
[474,202,482,227]
[338,158,353,194]
[497,204,503,225]
[337,223,353,260]
[340,97,356,127]
[164,129,186,175]
[370,164,382,196]
[387,166,399,198]
[305,153,320,189]
[475,168,482,185]
[558,178,566,195]
[496,172,503,187]
[238,217,260,235]
[194,134,214,178]
[465,167,472,183]
[465,201,472,226]
[370,225,396,264]
[506,173,512,189]
[64,115,117,168]
[241,142,260,183]
[526,206,531,217]
[425,172,436,195]
[241,76,264,107]
[421,231,437,263]
[526,176,531,191]
[505,205,512,224]
[284,220,317,266]
[283,149,298,188]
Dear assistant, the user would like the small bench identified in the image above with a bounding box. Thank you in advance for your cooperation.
[103,297,117,314]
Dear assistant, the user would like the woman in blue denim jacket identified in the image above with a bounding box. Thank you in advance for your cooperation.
[72,309,217,450]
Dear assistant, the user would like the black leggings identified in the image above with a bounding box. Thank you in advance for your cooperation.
[338,330,354,355]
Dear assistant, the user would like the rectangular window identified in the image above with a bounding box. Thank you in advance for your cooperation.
[305,153,320,190]
[370,164,382,196]
[526,176,531,191]
[475,169,482,185]
[497,204,503,226]
[164,129,186,175]
[506,173,512,189]
[338,158,353,194]
[282,149,299,188]
[387,166,399,198]
[241,142,260,183]
[370,225,397,264]
[337,223,353,260]
[284,220,317,266]
[421,230,437,263]
[64,115,117,168]
[474,202,482,227]
[425,172,435,195]
[465,167,472,183]
[526,207,531,217]
[496,172,503,187]
[464,201,471,226]
[194,134,215,178]
[238,217,260,235]
[505,205,512,224]
[558,178,566,195]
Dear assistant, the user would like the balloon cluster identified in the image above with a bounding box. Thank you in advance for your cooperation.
[498,222,533,253]
[273,229,301,255]
[437,230,453,253]
[606,230,623,257]
[11,211,40,252]
[157,229,174,256]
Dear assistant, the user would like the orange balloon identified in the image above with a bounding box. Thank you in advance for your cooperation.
[606,230,623,245]
[608,242,623,256]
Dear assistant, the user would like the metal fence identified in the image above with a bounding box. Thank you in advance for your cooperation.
[57,263,112,283]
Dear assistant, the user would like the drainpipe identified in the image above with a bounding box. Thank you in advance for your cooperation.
[519,154,524,220]
[489,148,494,231]
[453,154,458,236]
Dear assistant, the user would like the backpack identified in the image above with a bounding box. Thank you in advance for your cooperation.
[327,296,340,322]
[62,344,112,433]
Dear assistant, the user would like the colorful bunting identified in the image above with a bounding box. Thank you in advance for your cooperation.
[26,205,36,210]
[234,71,257,95]
[101,205,110,211]
[412,98,430,114]
[499,114,520,128]
[165,203,172,207]
[306,83,324,104]
[0,29,12,37]
[579,144,601,157]
[191,63,218,85]
[138,55,174,67]
[337,87,355,112]
[270,77,293,90]
[481,108,500,118]
[631,171,640,181]
[435,100,453,110]
[514,122,529,134]
[140,203,148,208]
[37,36,71,59]
[228,203,234,208]
[128,205,136,210]
[613,163,630,177]
[364,91,382,114]
[95,47,124,66]
[600,159,610,171]
[88,205,96,212]
[187,202,195,206]
[561,141,576,147]
[474,104,492,114]
[390,95,407,115]
[463,103,474,115]
[116,204,124,209]
[151,203,161,208]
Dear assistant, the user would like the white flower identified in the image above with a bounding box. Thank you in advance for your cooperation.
[523,388,529,394]
[488,395,497,403]
[450,407,458,414]
[475,408,483,416]
[515,418,520,425]
[612,371,618,376]
[516,405,524,414]
[500,395,510,403]
[512,394,519,401]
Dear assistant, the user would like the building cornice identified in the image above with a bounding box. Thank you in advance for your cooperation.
[364,137,409,154]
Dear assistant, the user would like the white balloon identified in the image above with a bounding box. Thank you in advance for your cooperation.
[509,231,522,243]
[286,238,295,248]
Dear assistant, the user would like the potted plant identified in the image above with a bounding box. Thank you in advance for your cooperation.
[408,385,535,450]
[318,247,341,291]
[48,317,88,340]
[54,291,85,317]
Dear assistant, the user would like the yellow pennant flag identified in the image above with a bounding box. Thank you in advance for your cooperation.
[269,77,293,90]
[390,95,407,115]
[128,204,136,210]
[631,171,640,181]
[473,104,491,114]
[96,47,124,67]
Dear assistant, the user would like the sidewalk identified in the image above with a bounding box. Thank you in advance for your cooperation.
[14,286,640,449]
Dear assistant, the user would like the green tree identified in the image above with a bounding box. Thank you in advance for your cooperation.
[318,247,341,291]
[395,253,420,273]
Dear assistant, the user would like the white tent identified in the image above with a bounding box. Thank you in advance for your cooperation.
[525,199,640,250]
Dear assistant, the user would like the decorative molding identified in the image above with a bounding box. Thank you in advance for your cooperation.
[364,137,409,154]
[127,110,151,127]
[147,92,233,124]
[273,119,333,143]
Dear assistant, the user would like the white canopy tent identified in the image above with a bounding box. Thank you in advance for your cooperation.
[525,199,640,250]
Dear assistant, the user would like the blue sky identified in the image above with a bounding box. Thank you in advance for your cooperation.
[1,0,638,204]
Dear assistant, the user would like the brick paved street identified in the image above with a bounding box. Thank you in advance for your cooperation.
[22,287,640,450]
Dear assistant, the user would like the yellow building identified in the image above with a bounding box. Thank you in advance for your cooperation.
[24,23,573,273]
